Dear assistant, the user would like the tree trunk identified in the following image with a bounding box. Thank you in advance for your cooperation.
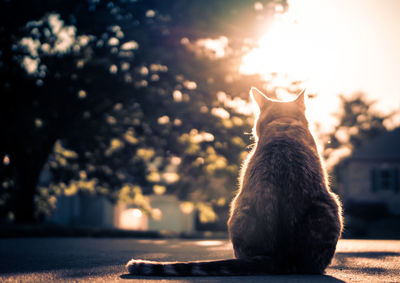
[13,159,41,223]
[12,149,50,224]
[13,183,36,223]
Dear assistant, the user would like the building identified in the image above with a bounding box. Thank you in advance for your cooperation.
[51,194,115,227]
[50,194,195,233]
[339,128,400,216]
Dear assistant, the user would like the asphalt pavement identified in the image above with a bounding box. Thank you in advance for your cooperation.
[0,237,399,282]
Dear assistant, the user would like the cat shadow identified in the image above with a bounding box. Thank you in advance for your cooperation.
[120,273,345,282]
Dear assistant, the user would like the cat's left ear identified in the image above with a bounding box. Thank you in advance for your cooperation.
[295,89,306,110]
[250,87,270,109]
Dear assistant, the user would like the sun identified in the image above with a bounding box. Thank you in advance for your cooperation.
[239,7,342,132]
[240,8,342,88]
[240,18,306,79]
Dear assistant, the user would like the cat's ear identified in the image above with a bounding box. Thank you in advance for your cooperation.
[294,89,306,110]
[250,87,270,109]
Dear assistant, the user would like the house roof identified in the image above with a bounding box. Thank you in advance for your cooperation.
[349,127,400,161]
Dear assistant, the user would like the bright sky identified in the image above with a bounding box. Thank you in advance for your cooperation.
[241,0,400,131]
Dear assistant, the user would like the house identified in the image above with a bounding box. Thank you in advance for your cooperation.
[49,194,195,233]
[50,194,115,228]
[114,194,194,232]
[339,128,400,216]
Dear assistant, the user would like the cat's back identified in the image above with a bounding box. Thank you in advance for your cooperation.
[229,88,342,272]
[245,121,324,194]
[229,121,327,259]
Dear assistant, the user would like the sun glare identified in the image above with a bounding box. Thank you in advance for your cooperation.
[119,208,148,230]
[240,2,346,131]
[240,18,310,79]
[241,1,344,87]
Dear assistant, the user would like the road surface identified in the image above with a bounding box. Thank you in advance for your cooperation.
[1,238,399,282]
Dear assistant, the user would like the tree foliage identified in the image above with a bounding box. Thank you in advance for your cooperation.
[322,92,392,172]
[0,0,287,222]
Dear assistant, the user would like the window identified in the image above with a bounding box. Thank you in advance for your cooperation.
[371,168,399,193]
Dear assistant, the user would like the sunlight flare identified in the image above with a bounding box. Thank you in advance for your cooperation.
[240,6,341,88]
[240,2,345,131]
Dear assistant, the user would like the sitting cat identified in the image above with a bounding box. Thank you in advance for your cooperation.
[126,87,343,276]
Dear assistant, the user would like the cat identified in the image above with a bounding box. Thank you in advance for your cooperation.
[126,87,343,276]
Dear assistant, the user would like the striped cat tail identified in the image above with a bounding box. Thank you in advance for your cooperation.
[126,256,277,276]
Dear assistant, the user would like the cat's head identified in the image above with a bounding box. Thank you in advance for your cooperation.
[250,87,308,138]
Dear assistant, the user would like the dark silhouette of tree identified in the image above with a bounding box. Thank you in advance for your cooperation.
[0,0,287,223]
[322,92,392,174]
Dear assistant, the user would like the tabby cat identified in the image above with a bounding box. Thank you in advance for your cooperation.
[126,87,343,276]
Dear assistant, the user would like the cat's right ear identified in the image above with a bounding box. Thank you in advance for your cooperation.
[250,87,269,109]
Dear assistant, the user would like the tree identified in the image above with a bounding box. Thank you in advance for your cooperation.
[0,0,287,223]
[322,92,392,176]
